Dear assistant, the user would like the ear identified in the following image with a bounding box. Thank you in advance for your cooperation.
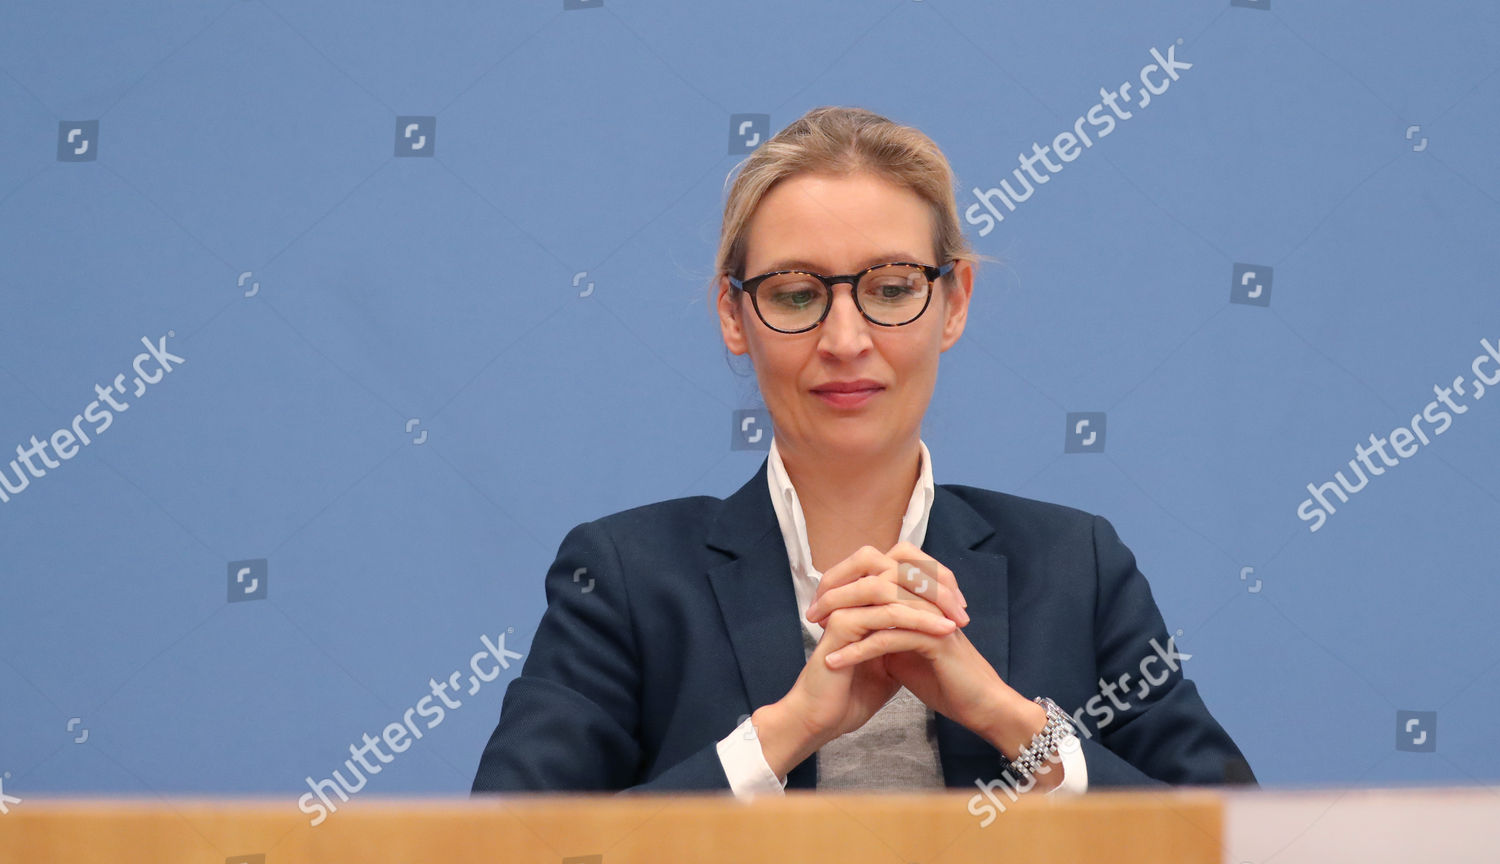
[938,260,973,353]
[717,275,751,355]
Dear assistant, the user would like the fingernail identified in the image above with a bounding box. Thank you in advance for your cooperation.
[827,651,843,666]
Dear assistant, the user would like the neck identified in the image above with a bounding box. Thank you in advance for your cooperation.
[778,433,923,571]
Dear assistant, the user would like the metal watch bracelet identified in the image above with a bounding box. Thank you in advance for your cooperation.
[1006,696,1074,781]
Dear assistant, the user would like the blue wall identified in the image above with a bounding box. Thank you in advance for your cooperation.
[2,0,1497,810]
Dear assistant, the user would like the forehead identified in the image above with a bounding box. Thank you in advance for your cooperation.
[743,172,935,273]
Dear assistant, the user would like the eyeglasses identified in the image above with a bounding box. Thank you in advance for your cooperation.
[728,260,956,334]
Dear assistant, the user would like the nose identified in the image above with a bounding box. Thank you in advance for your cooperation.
[816,282,873,357]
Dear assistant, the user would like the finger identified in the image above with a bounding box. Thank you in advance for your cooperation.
[806,559,966,627]
[886,541,968,608]
[894,561,969,627]
[822,603,957,646]
[813,545,898,603]
[808,573,933,620]
[808,544,968,627]
[825,627,944,668]
[807,570,961,627]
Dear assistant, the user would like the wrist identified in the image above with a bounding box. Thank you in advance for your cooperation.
[752,699,826,780]
[1003,697,1076,786]
[980,691,1049,761]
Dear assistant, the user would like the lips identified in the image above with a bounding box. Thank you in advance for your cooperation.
[810,380,884,409]
[811,380,884,394]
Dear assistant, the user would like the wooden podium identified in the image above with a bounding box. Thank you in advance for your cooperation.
[0,789,1223,863]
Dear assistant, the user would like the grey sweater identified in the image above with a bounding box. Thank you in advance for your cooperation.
[802,623,947,789]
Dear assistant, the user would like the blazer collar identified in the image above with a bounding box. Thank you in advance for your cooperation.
[705,456,1011,789]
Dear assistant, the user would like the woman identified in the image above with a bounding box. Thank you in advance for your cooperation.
[471,106,1254,798]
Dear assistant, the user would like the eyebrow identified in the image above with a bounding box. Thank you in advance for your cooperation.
[756,252,929,274]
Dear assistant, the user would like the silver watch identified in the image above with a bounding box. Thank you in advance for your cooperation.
[1006,696,1074,781]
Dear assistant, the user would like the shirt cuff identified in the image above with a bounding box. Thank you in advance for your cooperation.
[717,714,787,799]
[1044,732,1088,795]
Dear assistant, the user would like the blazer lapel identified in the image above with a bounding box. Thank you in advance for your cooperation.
[705,457,1011,789]
[705,456,819,787]
[921,484,1013,784]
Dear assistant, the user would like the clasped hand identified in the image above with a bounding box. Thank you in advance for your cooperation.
[784,542,1027,753]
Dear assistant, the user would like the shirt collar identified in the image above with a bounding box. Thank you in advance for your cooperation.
[766,435,935,582]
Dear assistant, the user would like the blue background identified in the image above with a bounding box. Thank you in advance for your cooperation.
[2,0,1497,806]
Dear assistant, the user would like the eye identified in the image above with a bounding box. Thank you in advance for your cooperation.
[860,268,925,304]
[762,274,825,309]
[874,280,917,299]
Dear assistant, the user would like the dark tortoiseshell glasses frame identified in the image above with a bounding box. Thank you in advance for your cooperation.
[728,260,956,333]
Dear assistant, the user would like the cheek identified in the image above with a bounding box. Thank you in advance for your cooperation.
[885,337,940,380]
[748,339,808,394]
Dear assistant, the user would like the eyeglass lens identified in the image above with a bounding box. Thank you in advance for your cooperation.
[756,264,930,331]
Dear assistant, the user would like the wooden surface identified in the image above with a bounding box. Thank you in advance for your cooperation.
[0,789,1223,863]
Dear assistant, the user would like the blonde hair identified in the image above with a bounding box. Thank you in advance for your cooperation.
[712,106,990,305]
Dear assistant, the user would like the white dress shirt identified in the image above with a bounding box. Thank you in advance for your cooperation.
[715,436,1088,797]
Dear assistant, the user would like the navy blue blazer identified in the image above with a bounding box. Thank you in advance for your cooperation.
[472,456,1255,794]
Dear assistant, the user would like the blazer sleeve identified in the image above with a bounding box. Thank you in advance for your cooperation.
[470,519,733,794]
[1073,514,1258,787]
